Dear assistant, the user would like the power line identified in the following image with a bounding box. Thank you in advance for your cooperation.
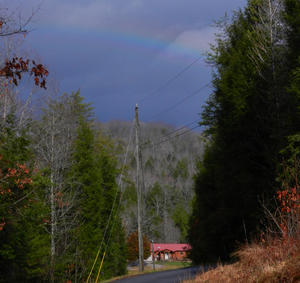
[141,118,200,148]
[86,120,135,283]
[155,125,200,147]
[144,124,201,149]
[148,82,210,121]
[138,56,203,103]
[158,119,200,138]
[94,155,132,282]
[95,158,131,282]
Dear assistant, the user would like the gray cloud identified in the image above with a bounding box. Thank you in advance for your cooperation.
[17,0,247,125]
[36,0,246,40]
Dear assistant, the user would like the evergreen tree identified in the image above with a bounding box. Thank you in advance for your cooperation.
[284,0,300,65]
[68,121,127,281]
[189,0,298,263]
[0,114,49,282]
[284,0,300,137]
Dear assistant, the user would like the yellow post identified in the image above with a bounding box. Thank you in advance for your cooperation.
[95,252,106,283]
[86,249,101,283]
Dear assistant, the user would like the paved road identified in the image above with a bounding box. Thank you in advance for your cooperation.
[113,267,206,283]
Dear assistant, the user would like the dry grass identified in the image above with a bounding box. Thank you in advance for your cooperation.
[185,237,300,283]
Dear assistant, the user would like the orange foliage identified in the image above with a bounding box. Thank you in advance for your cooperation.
[0,57,48,88]
[1,163,33,193]
[0,163,34,233]
[277,187,300,214]
[127,231,151,261]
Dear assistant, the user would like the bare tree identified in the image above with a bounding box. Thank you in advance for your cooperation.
[0,4,41,37]
[33,92,86,281]
[247,0,284,80]
[0,3,48,131]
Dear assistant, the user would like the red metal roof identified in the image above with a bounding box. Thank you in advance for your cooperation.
[151,243,191,252]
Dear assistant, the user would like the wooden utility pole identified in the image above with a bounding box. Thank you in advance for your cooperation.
[151,240,155,270]
[135,104,144,272]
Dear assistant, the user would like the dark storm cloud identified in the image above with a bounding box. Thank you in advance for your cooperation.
[36,0,246,44]
[20,0,246,125]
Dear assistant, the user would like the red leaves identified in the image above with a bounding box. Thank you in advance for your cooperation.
[276,187,300,214]
[1,164,32,194]
[31,63,48,88]
[6,168,17,177]
[0,57,48,89]
[127,231,151,261]
[275,187,300,239]
[34,77,39,86]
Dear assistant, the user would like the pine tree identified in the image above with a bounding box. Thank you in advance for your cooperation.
[284,0,300,136]
[189,0,297,263]
[0,113,49,282]
[68,121,127,281]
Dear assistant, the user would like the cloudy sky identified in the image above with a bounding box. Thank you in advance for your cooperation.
[8,0,247,127]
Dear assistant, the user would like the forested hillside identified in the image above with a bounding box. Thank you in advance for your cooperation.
[99,121,204,243]
[189,0,300,264]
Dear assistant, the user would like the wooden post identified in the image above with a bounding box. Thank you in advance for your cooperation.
[152,240,155,270]
[135,104,144,272]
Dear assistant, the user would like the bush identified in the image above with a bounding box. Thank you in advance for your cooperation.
[127,231,151,261]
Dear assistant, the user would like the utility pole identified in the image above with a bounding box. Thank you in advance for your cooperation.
[151,240,155,270]
[135,104,144,272]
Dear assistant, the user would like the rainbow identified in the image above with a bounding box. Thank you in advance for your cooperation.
[91,29,206,58]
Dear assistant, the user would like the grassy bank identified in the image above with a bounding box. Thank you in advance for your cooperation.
[184,236,300,283]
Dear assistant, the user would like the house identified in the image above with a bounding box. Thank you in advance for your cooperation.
[148,243,191,261]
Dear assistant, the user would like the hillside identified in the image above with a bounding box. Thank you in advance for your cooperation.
[99,120,204,243]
